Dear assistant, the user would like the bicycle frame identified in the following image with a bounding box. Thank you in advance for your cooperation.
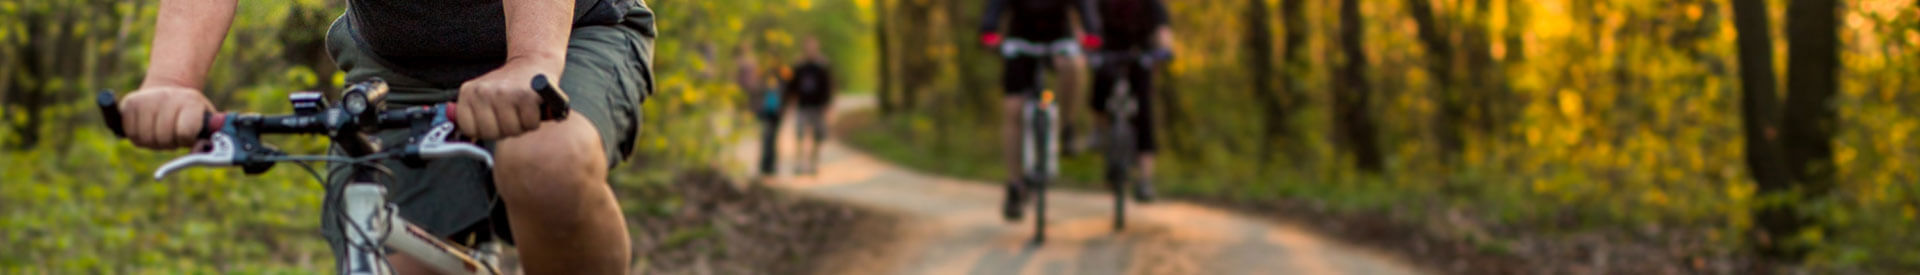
[333,122,503,275]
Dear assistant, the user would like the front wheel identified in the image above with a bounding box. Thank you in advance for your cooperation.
[1106,115,1137,231]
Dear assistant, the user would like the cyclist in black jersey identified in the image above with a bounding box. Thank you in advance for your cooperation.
[1091,0,1174,202]
[980,0,1102,221]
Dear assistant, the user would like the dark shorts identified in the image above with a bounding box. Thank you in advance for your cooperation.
[1090,57,1157,153]
[320,3,655,251]
[1002,56,1055,96]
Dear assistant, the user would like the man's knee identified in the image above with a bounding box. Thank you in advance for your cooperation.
[494,114,610,205]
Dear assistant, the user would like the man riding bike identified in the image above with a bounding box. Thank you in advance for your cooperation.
[1091,0,1174,202]
[109,0,654,273]
[979,0,1102,221]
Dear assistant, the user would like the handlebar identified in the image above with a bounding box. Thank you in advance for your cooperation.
[98,75,570,180]
[1090,48,1175,69]
[100,75,568,138]
[1000,38,1082,58]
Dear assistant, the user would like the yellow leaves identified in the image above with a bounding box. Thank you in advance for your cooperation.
[763,30,794,47]
[1904,205,1917,221]
[1642,189,1670,207]
[1908,30,1920,47]
[1836,144,1857,168]
[283,67,318,87]
[1557,89,1583,117]
[793,0,814,11]
[1526,126,1543,146]
[853,0,872,12]
[1891,120,1916,145]
[1529,0,1575,40]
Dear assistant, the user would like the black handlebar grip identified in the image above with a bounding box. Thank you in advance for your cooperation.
[97,90,126,138]
[530,74,570,121]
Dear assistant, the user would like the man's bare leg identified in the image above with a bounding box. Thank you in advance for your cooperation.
[1003,97,1026,181]
[1054,54,1085,144]
[386,113,629,274]
[494,112,631,274]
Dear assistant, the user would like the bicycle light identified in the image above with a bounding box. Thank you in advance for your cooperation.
[291,92,327,115]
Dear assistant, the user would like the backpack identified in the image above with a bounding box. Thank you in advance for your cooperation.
[760,89,783,115]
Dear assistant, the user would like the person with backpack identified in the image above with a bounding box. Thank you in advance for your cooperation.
[738,42,787,177]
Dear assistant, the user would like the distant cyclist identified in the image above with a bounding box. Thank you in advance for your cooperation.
[1091,0,1175,202]
[980,0,1101,220]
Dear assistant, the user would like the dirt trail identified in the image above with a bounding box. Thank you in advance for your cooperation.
[728,95,1425,275]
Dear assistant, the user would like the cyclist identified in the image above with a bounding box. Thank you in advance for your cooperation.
[786,37,836,175]
[980,0,1102,221]
[1091,0,1175,202]
[109,0,654,273]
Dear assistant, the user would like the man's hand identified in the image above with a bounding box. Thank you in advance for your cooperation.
[119,86,215,149]
[458,56,568,140]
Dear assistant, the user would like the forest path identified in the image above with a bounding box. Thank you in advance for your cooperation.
[727,95,1424,275]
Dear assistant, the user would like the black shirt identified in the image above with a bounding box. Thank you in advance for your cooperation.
[344,0,629,85]
[980,0,1101,41]
[786,60,835,107]
[1097,0,1169,51]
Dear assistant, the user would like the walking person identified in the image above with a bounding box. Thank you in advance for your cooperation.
[786,37,836,174]
[737,43,785,176]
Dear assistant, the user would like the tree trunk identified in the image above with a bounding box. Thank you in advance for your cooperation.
[1405,0,1464,155]
[1277,0,1309,161]
[876,0,894,115]
[1763,0,1841,257]
[1247,0,1282,164]
[1337,0,1385,172]
[1731,0,1795,255]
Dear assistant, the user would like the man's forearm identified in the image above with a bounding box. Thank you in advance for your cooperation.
[141,0,237,89]
[503,0,574,75]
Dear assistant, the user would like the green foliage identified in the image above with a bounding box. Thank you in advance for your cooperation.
[2,0,340,272]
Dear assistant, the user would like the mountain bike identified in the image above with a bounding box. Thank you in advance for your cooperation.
[1089,48,1172,231]
[97,76,568,275]
[1000,38,1077,245]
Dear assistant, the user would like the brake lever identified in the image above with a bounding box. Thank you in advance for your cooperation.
[400,75,562,167]
[153,132,239,180]
[410,115,495,168]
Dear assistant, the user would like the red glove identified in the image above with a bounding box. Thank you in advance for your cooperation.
[982,32,1004,48]
[1080,35,1104,50]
